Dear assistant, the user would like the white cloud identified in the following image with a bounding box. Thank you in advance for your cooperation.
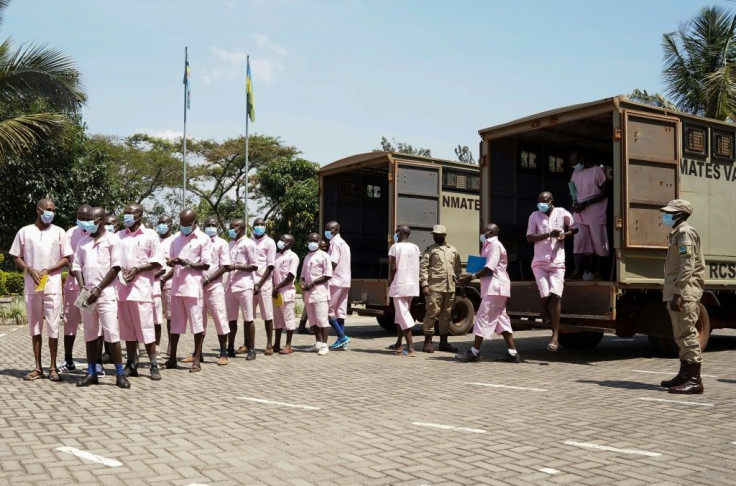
[152,129,183,141]
[252,33,288,57]
[208,47,284,84]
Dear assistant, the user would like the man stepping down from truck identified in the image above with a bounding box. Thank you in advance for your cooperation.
[325,221,351,350]
[659,199,706,394]
[569,150,609,280]
[386,225,420,356]
[456,224,520,363]
[420,224,462,353]
[526,191,577,352]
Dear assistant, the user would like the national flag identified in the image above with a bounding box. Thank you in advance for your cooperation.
[183,51,191,110]
[246,57,255,122]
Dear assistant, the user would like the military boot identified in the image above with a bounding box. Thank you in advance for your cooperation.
[668,362,704,394]
[423,335,434,353]
[661,360,688,388]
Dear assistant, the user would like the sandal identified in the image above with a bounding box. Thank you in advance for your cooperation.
[189,363,201,373]
[394,347,404,355]
[48,368,60,382]
[161,360,178,370]
[23,369,44,381]
[547,342,559,352]
[386,343,401,350]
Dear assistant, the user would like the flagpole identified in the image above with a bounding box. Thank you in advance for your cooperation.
[182,46,188,207]
[244,54,250,225]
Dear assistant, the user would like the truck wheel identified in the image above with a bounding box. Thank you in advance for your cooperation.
[376,315,395,332]
[558,331,604,349]
[647,303,711,356]
[449,296,475,336]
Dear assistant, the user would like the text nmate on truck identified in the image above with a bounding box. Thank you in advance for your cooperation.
[319,152,481,334]
[478,95,736,354]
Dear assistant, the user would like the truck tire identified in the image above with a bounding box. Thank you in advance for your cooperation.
[449,296,475,336]
[647,303,711,356]
[376,315,395,332]
[558,331,604,350]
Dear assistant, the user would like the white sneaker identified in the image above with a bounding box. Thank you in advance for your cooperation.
[308,343,321,352]
[317,344,329,356]
[96,364,106,377]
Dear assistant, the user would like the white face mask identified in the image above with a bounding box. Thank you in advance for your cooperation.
[307,241,319,252]
[573,163,584,171]
[479,233,487,244]
[277,240,286,250]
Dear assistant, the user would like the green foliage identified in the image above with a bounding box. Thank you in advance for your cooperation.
[629,89,677,110]
[0,296,26,324]
[375,136,432,157]
[0,271,23,295]
[454,145,476,164]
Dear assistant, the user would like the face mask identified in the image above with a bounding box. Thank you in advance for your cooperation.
[537,202,550,213]
[324,230,333,240]
[253,225,266,237]
[393,233,399,243]
[307,241,319,252]
[204,226,217,237]
[155,223,169,235]
[123,214,137,228]
[277,240,286,250]
[87,221,100,234]
[573,163,584,172]
[180,225,193,235]
[479,233,487,244]
[76,219,85,230]
[105,224,115,233]
[228,228,238,239]
[40,210,54,224]
[662,213,675,227]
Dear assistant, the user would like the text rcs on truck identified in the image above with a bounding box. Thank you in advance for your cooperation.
[477,95,736,353]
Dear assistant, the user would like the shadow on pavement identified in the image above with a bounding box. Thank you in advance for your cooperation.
[576,379,664,391]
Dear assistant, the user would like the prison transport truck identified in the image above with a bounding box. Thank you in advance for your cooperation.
[319,152,481,334]
[477,95,736,353]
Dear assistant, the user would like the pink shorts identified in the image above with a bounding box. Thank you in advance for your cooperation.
[574,223,609,257]
[152,295,162,325]
[306,300,329,328]
[170,296,204,335]
[328,286,349,319]
[253,283,274,321]
[473,295,512,339]
[393,296,415,331]
[161,287,172,320]
[82,296,119,343]
[25,293,62,338]
[118,301,156,344]
[532,263,566,298]
[63,288,81,336]
[226,288,254,322]
[203,286,229,335]
[273,299,295,331]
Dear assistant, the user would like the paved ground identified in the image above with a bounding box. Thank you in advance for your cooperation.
[0,316,735,486]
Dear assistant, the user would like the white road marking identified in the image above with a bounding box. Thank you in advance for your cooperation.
[412,422,486,434]
[237,397,320,411]
[539,467,561,474]
[0,333,5,338]
[639,397,714,407]
[466,382,547,392]
[632,369,718,378]
[55,446,123,467]
[564,440,661,457]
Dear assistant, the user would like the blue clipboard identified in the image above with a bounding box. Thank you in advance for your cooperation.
[466,255,486,274]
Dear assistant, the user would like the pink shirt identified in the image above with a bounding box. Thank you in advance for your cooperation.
[328,234,351,288]
[72,231,122,299]
[251,235,276,281]
[65,226,86,292]
[227,236,258,292]
[115,226,164,302]
[301,250,333,303]
[159,234,174,291]
[9,224,73,295]
[388,242,420,297]
[272,249,300,302]
[170,229,212,298]
[526,207,575,266]
[203,236,231,290]
[479,237,511,297]
[571,166,607,225]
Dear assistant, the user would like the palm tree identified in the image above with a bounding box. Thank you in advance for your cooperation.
[0,0,86,157]
[662,5,736,121]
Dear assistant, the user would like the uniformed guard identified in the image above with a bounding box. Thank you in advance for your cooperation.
[659,199,706,394]
[420,224,462,353]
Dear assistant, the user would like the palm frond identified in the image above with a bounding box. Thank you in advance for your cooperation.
[0,112,67,157]
[0,0,9,29]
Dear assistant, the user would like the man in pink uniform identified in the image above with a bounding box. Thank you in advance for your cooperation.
[155,215,174,353]
[526,191,577,352]
[250,217,277,355]
[324,221,351,350]
[60,204,93,371]
[301,232,333,355]
[225,219,258,360]
[72,207,130,389]
[386,225,420,356]
[116,204,164,380]
[569,151,609,280]
[272,234,299,355]
[162,209,211,373]
[456,224,520,363]
[10,198,73,382]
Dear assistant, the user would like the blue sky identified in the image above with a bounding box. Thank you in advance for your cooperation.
[5,0,732,164]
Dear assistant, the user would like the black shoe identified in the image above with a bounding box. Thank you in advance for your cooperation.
[123,364,139,377]
[496,351,521,363]
[226,347,236,358]
[455,349,480,362]
[150,366,162,381]
[76,373,98,387]
[65,360,76,371]
[296,327,309,335]
[116,374,131,388]
[246,348,256,361]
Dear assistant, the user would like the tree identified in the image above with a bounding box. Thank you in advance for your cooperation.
[0,0,86,158]
[628,89,677,110]
[375,136,432,157]
[454,145,476,164]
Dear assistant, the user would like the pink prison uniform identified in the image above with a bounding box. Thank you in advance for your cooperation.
[202,235,231,336]
[169,229,212,335]
[327,234,351,319]
[9,224,72,338]
[73,232,121,343]
[116,226,163,344]
[272,249,299,331]
[388,242,420,330]
[570,166,609,256]
[252,235,276,321]
[63,226,85,336]
[301,250,333,328]
[226,236,258,323]
[527,207,574,298]
[157,235,174,321]
[473,237,513,339]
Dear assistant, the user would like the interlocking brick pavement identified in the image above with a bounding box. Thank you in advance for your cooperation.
[0,316,735,485]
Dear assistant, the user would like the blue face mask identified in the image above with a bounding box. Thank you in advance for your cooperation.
[40,210,54,224]
[155,223,169,235]
[662,213,675,227]
[573,163,584,172]
[123,214,137,228]
[87,221,100,234]
[308,241,319,252]
[204,226,217,237]
[393,233,399,243]
[180,225,193,235]
[277,240,286,250]
[253,225,266,237]
[324,230,333,240]
[537,202,550,213]
[228,228,238,239]
[105,224,115,233]
[76,219,85,230]
[480,233,487,244]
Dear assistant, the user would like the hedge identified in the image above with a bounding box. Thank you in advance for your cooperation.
[0,271,25,296]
